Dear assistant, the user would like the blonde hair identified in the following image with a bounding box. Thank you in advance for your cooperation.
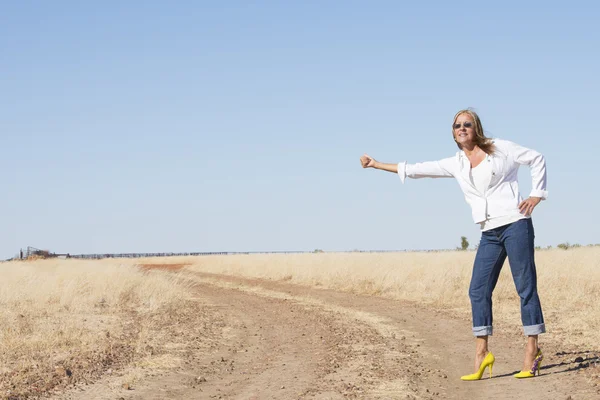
[452,109,495,154]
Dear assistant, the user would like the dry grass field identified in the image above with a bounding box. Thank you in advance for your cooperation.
[1,247,599,398]
[0,260,220,398]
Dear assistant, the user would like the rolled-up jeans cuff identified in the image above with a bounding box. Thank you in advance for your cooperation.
[472,325,493,336]
[523,323,545,336]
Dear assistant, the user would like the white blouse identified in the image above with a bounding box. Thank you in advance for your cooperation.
[470,156,527,231]
[469,157,491,195]
[397,139,547,225]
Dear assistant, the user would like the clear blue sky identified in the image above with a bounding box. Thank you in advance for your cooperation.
[2,1,599,259]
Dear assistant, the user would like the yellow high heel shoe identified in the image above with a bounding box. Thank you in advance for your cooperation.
[461,352,495,381]
[514,349,543,378]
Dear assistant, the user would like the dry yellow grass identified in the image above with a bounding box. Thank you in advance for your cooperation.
[0,259,199,398]
[2,247,598,396]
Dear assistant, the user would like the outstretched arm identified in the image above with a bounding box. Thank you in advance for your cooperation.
[361,154,455,183]
[360,154,398,173]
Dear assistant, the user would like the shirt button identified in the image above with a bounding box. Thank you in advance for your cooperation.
[492,172,495,176]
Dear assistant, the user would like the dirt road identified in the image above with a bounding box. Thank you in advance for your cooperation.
[60,271,599,400]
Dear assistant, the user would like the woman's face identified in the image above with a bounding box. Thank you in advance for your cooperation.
[453,113,476,147]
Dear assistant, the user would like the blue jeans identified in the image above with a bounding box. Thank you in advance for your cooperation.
[469,218,545,336]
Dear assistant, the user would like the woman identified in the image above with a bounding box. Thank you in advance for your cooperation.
[360,109,547,380]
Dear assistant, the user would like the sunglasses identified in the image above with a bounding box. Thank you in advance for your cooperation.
[453,122,474,130]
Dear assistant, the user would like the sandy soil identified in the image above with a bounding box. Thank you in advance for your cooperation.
[54,269,599,400]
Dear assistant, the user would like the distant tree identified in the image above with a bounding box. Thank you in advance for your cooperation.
[460,236,469,251]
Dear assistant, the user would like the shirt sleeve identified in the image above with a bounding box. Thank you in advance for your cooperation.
[506,140,548,199]
[397,157,455,184]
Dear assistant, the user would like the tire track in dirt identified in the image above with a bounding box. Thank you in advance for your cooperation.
[183,272,598,400]
[126,274,431,399]
[58,270,599,399]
